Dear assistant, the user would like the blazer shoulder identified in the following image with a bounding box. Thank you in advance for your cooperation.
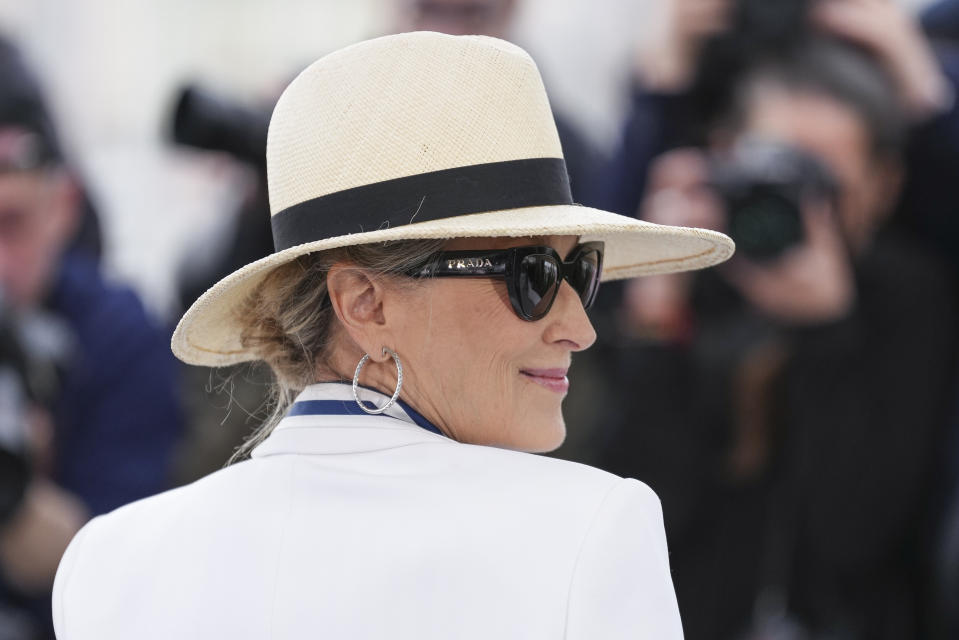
[462,440,624,482]
[52,460,283,637]
[564,478,681,639]
[451,442,659,512]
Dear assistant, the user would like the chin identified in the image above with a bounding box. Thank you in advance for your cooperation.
[518,420,566,454]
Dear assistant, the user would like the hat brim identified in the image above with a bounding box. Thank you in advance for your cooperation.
[171,204,734,366]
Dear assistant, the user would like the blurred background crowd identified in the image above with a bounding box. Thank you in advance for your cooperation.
[0,0,957,638]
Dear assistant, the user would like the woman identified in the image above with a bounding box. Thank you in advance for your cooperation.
[51,32,732,639]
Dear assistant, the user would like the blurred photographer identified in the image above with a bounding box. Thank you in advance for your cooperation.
[596,0,956,226]
[596,36,957,640]
[0,291,84,640]
[0,38,182,638]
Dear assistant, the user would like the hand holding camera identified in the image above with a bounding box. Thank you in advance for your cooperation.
[725,198,856,324]
[0,292,87,594]
[710,138,856,323]
[626,140,855,332]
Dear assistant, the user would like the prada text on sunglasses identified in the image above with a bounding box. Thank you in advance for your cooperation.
[407,242,604,321]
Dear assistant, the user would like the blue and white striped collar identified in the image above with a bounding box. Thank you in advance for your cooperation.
[285,382,444,435]
[251,383,450,459]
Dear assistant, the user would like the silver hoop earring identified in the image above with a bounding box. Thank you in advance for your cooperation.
[352,347,403,415]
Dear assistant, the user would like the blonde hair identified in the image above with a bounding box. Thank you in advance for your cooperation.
[231,239,445,462]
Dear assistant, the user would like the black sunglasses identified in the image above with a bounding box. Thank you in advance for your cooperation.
[407,242,604,321]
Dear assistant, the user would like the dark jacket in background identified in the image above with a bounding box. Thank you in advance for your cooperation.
[49,252,182,516]
[596,233,957,639]
[0,252,184,640]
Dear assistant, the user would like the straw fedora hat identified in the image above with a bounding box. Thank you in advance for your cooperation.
[172,31,734,367]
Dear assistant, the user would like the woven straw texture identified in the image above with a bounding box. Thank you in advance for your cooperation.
[172,31,735,366]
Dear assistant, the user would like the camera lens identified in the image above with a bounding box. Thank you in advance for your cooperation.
[710,138,838,261]
[728,190,804,260]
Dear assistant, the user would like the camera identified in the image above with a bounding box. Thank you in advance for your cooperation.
[0,303,32,526]
[709,138,839,261]
[0,291,69,525]
[171,85,270,168]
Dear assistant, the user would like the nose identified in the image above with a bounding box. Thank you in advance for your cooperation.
[542,280,597,351]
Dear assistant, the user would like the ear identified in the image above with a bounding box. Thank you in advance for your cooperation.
[326,263,392,362]
[46,171,81,247]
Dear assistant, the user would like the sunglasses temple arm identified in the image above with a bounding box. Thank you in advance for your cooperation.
[409,261,508,277]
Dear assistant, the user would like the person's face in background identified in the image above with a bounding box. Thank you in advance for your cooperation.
[0,168,77,308]
[732,81,902,253]
[399,0,517,38]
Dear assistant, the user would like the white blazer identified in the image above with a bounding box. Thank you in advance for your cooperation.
[53,383,683,639]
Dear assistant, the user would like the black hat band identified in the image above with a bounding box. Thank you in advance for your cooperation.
[270,157,572,252]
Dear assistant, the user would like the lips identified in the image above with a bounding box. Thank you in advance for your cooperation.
[520,368,570,394]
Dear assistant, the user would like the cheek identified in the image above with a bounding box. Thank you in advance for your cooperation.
[407,281,563,451]
[0,227,49,302]
[419,280,521,381]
